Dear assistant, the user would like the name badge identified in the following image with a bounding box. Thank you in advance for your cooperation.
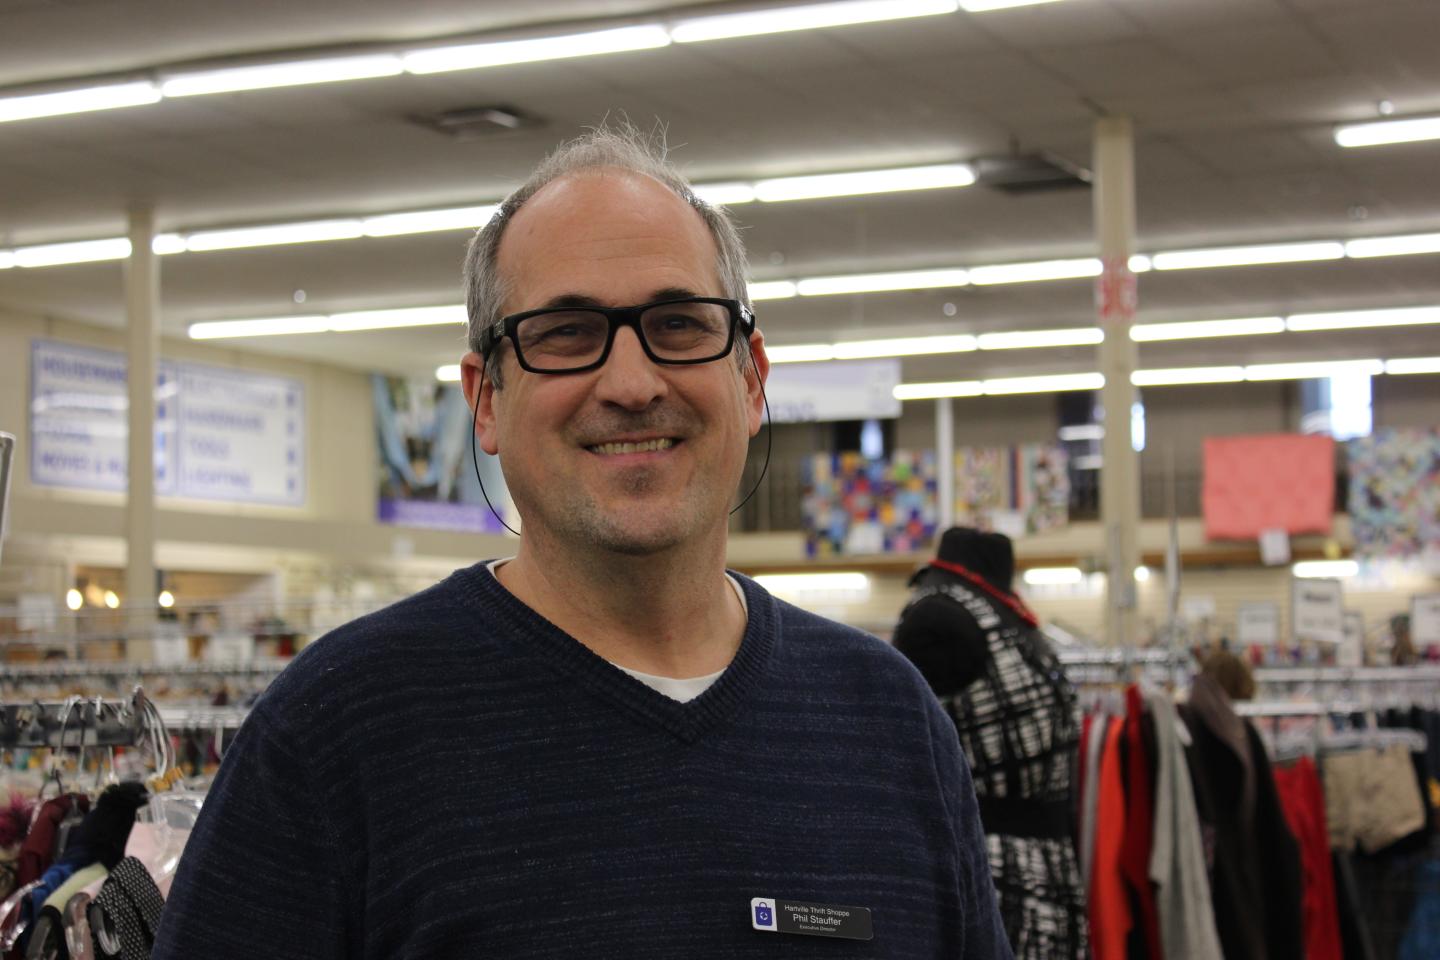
[751,897,873,941]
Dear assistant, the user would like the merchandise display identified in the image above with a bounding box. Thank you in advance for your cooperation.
[0,1,1438,957]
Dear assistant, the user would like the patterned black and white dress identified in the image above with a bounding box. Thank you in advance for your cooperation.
[894,566,1088,960]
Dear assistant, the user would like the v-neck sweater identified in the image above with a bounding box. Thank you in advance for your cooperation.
[153,564,1011,960]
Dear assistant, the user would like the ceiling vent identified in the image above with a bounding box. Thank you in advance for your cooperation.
[972,151,1091,194]
[410,106,543,141]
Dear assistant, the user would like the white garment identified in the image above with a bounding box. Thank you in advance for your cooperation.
[486,558,743,702]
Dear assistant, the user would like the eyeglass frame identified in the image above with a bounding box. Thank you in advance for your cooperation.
[480,296,757,375]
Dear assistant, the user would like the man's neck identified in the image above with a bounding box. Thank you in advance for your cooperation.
[493,533,744,679]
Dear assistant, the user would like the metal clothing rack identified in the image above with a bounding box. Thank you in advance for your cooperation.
[0,694,157,749]
[0,659,290,683]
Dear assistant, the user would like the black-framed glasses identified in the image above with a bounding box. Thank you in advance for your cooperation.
[483,297,756,374]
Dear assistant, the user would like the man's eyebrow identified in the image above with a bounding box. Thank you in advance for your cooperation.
[535,287,706,311]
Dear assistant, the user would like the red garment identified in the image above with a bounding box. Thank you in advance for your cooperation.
[1273,758,1343,960]
[1121,686,1165,960]
[1090,720,1132,960]
[14,792,89,887]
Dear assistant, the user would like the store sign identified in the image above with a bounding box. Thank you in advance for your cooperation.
[1236,601,1280,646]
[763,359,901,423]
[1339,611,1364,668]
[1291,577,1344,646]
[30,340,304,506]
[1413,593,1440,647]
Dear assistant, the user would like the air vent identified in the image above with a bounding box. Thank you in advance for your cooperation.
[972,152,1091,194]
[410,106,543,141]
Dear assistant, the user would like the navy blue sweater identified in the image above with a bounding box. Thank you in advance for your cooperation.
[152,566,1011,959]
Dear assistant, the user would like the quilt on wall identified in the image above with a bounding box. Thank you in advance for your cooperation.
[1348,428,1440,559]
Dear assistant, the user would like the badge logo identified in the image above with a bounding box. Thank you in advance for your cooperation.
[751,898,777,931]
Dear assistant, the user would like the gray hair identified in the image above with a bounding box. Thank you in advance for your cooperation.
[463,122,752,387]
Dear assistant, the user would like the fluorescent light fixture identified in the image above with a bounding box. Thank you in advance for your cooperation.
[1073,454,1103,471]
[103,590,120,610]
[188,316,331,340]
[1128,254,1152,273]
[798,268,968,296]
[690,182,757,206]
[1335,115,1440,148]
[754,164,974,202]
[1293,560,1358,579]
[157,590,176,609]
[747,280,798,301]
[160,55,403,97]
[1057,424,1103,442]
[1130,316,1285,342]
[961,0,1065,9]
[0,81,160,123]
[670,0,958,43]
[328,305,465,331]
[14,238,131,268]
[1386,356,1440,375]
[983,372,1104,395]
[1134,566,1151,583]
[893,380,983,400]
[1345,233,1440,258]
[403,25,670,73]
[1151,241,1345,271]
[185,220,364,252]
[1286,306,1440,332]
[832,334,977,359]
[1245,359,1384,381]
[65,589,83,611]
[967,258,1101,285]
[0,251,13,270]
[151,234,187,255]
[1132,366,1245,387]
[1023,566,1083,586]
[977,327,1103,350]
[361,205,499,237]
[766,344,838,364]
[436,364,462,382]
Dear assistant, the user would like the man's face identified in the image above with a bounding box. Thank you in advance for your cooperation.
[463,169,768,557]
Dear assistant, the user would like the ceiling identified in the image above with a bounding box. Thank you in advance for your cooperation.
[2,0,1439,383]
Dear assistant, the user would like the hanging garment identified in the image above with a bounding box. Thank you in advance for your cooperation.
[16,798,90,890]
[1120,686,1164,960]
[1331,850,1379,960]
[1090,720,1132,960]
[1323,746,1427,854]
[895,558,1088,960]
[1398,859,1440,960]
[1273,757,1343,960]
[1081,714,1109,886]
[89,859,164,960]
[1143,689,1223,960]
[1180,675,1304,960]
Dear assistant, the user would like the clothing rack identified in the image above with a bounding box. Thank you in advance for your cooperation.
[0,659,290,683]
[0,694,156,749]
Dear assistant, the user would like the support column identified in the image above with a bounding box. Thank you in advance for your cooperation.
[1093,117,1142,649]
[125,207,158,660]
[935,398,955,531]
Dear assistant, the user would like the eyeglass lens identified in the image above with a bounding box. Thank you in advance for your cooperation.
[515,301,733,370]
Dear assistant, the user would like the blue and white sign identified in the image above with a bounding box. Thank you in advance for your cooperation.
[30,340,305,507]
[763,359,901,423]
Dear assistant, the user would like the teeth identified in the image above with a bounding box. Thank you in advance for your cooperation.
[591,438,675,455]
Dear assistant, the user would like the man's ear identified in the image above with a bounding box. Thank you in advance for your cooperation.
[743,330,770,438]
[460,352,501,456]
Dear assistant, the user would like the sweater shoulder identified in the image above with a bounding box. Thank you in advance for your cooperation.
[766,592,938,703]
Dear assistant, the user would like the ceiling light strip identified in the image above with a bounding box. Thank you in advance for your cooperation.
[670,0,959,43]
[1335,116,1440,148]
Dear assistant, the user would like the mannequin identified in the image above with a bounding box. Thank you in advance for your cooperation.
[893,527,1087,960]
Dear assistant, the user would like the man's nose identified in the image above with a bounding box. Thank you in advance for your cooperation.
[592,326,668,410]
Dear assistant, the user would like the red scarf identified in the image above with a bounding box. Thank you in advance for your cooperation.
[927,558,1039,627]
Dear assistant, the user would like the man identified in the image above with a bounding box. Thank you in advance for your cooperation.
[153,126,1011,959]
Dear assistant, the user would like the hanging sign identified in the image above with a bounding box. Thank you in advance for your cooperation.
[1412,593,1440,647]
[29,340,304,506]
[1339,611,1364,668]
[1292,577,1344,646]
[763,359,901,423]
[1236,601,1281,646]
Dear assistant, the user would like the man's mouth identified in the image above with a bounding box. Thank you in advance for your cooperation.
[586,437,679,455]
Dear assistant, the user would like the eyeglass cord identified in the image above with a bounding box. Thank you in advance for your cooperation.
[468,351,773,539]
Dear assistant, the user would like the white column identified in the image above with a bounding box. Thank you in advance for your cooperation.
[936,398,955,531]
[125,207,159,660]
[1093,117,1142,649]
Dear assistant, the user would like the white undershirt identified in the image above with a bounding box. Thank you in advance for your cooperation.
[485,559,744,702]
